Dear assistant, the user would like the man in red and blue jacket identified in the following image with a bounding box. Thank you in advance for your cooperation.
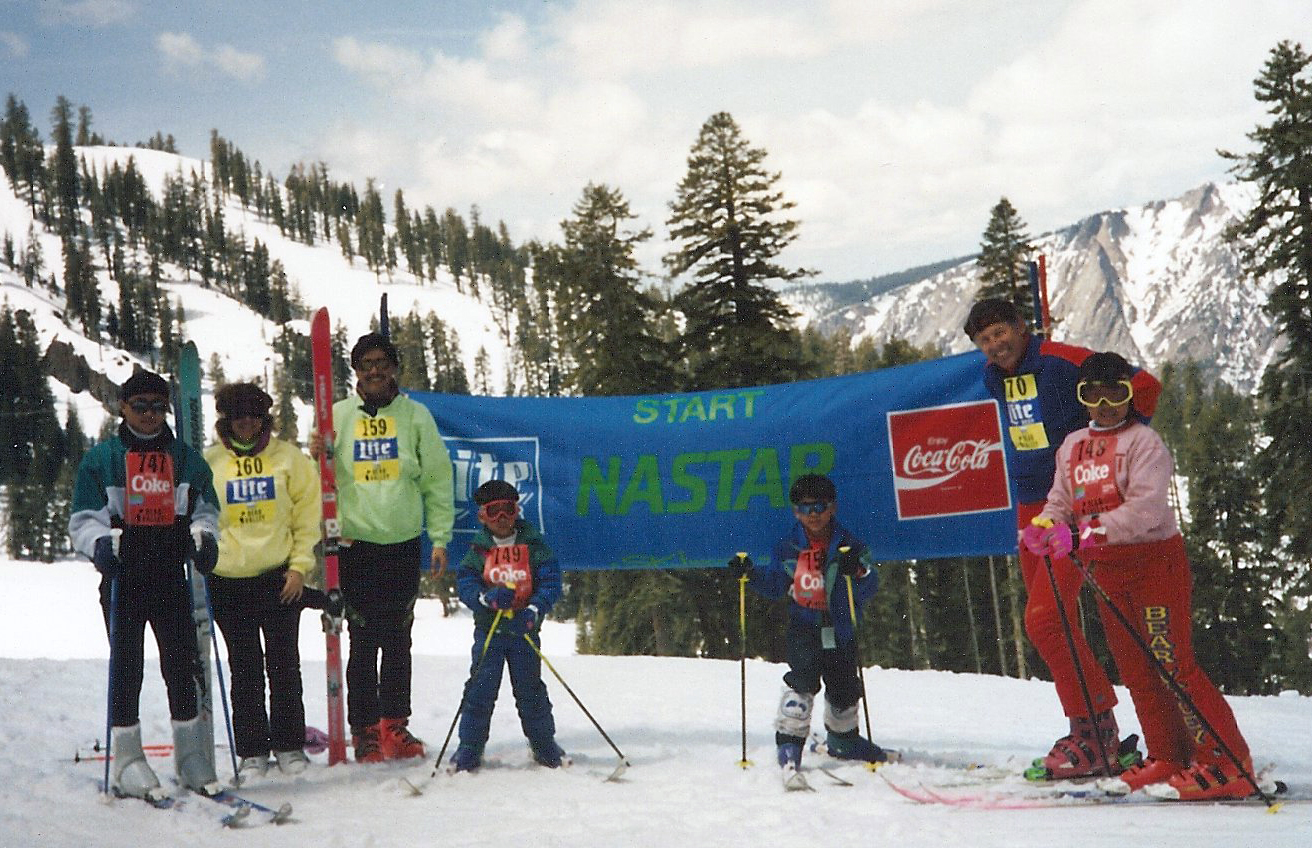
[965,298,1160,779]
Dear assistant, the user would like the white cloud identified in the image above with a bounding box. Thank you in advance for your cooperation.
[0,31,30,59]
[37,0,135,27]
[157,31,266,83]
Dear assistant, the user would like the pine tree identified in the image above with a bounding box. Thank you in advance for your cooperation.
[1221,41,1312,577]
[49,96,81,237]
[665,112,812,391]
[976,197,1035,325]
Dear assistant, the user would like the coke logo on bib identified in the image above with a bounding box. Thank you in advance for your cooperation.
[798,572,824,591]
[130,475,173,494]
[487,564,530,586]
[1073,463,1111,485]
[887,401,1011,519]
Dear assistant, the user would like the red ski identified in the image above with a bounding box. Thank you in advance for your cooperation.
[311,307,348,765]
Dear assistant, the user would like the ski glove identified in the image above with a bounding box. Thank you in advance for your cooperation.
[93,535,121,579]
[837,546,865,578]
[519,605,541,632]
[1020,518,1075,558]
[191,531,220,575]
[727,554,753,579]
[481,587,516,610]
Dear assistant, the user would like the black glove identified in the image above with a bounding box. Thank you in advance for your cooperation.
[519,605,541,632]
[727,554,753,579]
[93,535,121,579]
[481,587,516,610]
[191,532,219,576]
[837,546,863,578]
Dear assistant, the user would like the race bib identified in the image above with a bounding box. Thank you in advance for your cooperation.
[1068,434,1124,516]
[1003,374,1049,451]
[224,454,275,527]
[352,415,400,484]
[791,546,828,610]
[483,544,533,609]
[125,450,175,526]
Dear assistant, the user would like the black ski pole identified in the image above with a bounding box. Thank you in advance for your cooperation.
[1040,552,1115,777]
[1068,553,1276,807]
[429,609,504,779]
[734,552,752,769]
[195,549,240,785]
[523,633,630,777]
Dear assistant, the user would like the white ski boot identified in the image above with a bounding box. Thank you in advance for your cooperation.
[110,723,168,802]
[173,716,221,795]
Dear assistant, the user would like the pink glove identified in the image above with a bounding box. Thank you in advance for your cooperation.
[1077,516,1106,549]
[1020,523,1049,555]
[1043,523,1075,558]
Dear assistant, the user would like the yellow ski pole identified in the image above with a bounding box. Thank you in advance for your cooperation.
[840,546,876,767]
[735,552,753,768]
[430,609,504,779]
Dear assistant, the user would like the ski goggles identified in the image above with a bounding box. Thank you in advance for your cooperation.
[127,400,170,414]
[1076,379,1133,407]
[479,499,519,520]
[792,501,832,516]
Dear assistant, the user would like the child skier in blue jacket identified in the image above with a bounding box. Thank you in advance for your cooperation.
[731,474,882,781]
[450,480,565,772]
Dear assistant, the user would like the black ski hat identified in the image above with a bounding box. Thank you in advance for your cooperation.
[474,479,519,505]
[350,333,400,369]
[119,370,170,400]
[789,473,836,504]
[215,382,274,420]
[1077,352,1133,384]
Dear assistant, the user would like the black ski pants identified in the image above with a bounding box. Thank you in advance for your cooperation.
[98,566,199,728]
[340,538,422,733]
[208,567,307,758]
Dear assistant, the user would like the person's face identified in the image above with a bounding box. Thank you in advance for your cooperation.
[1079,380,1134,429]
[230,412,263,443]
[354,348,396,397]
[120,393,169,436]
[793,499,835,538]
[478,499,519,537]
[971,320,1029,373]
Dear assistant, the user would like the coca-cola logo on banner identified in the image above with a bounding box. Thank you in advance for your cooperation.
[886,401,1011,520]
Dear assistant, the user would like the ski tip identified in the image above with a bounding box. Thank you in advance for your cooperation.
[605,759,630,782]
[272,802,294,824]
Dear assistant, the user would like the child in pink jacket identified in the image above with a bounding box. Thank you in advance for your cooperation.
[1022,352,1268,801]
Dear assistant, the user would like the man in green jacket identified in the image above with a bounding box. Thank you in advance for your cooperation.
[315,333,454,762]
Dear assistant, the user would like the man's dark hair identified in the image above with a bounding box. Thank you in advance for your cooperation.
[963,298,1025,339]
[350,333,400,369]
[789,473,836,504]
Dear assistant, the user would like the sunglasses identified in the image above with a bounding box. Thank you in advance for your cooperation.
[793,501,831,516]
[355,357,394,373]
[1077,380,1133,407]
[480,500,518,519]
[127,400,170,415]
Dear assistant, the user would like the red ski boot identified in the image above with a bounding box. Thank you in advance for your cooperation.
[1025,710,1138,780]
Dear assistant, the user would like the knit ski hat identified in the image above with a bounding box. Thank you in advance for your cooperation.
[1077,351,1133,384]
[215,382,273,420]
[119,370,170,400]
[473,479,519,505]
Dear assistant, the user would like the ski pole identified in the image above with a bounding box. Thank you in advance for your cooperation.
[1040,552,1114,777]
[101,529,122,795]
[840,547,875,752]
[430,609,504,778]
[735,552,752,769]
[194,537,240,785]
[523,633,630,770]
[1068,553,1277,808]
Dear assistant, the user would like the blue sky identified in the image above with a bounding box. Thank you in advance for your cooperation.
[2,0,1307,282]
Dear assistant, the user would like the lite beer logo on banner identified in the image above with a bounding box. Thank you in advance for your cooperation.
[886,401,1011,520]
[446,436,545,535]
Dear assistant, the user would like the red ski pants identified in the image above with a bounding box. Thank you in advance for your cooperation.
[1016,501,1118,719]
[1087,534,1250,767]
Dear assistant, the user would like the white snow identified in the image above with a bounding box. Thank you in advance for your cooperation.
[2,557,1310,847]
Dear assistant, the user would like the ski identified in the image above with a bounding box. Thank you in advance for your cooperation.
[809,732,902,765]
[195,786,294,825]
[782,763,812,791]
[114,789,249,827]
[172,340,216,779]
[311,307,349,766]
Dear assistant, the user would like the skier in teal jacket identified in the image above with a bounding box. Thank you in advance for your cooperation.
[68,370,221,801]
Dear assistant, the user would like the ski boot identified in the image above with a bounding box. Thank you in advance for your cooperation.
[823,728,889,763]
[110,723,167,801]
[274,749,310,775]
[236,753,269,783]
[778,738,808,790]
[378,718,425,760]
[449,744,482,773]
[173,716,221,795]
[1146,757,1274,801]
[531,739,571,769]
[1024,711,1139,780]
[1097,756,1183,795]
[352,723,385,763]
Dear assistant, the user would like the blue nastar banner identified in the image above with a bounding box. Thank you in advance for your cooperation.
[413,351,1019,572]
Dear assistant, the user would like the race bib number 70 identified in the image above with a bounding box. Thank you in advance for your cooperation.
[1002,374,1049,451]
